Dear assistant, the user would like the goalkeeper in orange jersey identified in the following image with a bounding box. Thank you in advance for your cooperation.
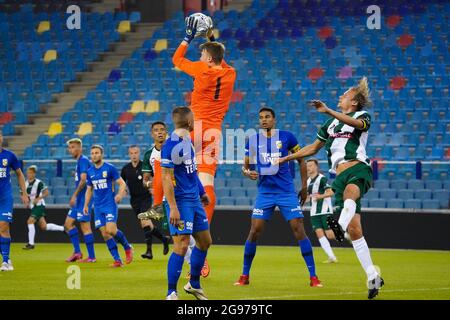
[172,16,237,228]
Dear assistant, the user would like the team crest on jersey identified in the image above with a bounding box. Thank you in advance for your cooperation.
[177,220,185,231]
[102,171,107,178]
[2,159,7,166]
[276,141,282,149]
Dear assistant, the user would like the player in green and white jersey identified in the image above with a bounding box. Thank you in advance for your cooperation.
[23,166,64,250]
[277,77,384,299]
[306,159,337,263]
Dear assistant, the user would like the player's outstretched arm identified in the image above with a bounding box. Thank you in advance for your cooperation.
[16,168,29,206]
[297,158,308,205]
[277,139,325,164]
[311,100,366,130]
[83,186,93,215]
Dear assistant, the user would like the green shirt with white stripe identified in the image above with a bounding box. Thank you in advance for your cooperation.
[25,179,47,207]
[317,111,371,173]
[307,174,333,216]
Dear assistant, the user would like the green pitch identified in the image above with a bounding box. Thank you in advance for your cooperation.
[1,243,450,300]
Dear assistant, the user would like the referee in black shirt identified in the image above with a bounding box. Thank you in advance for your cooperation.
[121,145,169,259]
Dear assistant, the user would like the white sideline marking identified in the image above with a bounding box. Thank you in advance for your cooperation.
[239,287,450,300]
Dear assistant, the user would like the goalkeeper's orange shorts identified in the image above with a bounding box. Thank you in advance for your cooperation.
[191,128,221,176]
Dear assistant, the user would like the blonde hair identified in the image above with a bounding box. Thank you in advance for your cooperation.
[27,165,38,173]
[352,77,372,110]
[66,138,82,147]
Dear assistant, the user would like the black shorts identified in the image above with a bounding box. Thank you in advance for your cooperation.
[130,196,152,216]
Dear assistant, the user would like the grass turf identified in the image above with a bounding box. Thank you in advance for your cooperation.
[1,243,449,300]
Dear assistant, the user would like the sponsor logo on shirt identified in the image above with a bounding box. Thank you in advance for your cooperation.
[330,132,353,139]
[102,171,108,178]
[2,159,8,166]
[276,140,282,149]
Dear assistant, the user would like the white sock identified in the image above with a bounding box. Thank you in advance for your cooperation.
[46,223,64,232]
[338,199,357,231]
[352,237,378,281]
[28,224,35,245]
[184,235,196,264]
[318,236,336,260]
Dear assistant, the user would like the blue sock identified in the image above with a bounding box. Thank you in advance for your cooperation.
[0,236,11,262]
[68,228,81,254]
[243,240,257,276]
[299,238,316,277]
[84,233,96,259]
[167,252,184,296]
[114,229,131,250]
[190,247,207,289]
[106,238,121,261]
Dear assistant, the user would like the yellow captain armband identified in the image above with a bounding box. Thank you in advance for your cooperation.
[291,145,301,153]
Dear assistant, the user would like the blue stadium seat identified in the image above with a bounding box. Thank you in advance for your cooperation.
[50,177,65,187]
[422,200,440,210]
[227,178,242,188]
[235,197,251,206]
[247,188,258,199]
[369,199,386,208]
[414,190,432,200]
[219,197,235,206]
[408,180,425,190]
[379,188,395,199]
[365,189,379,200]
[404,200,422,209]
[397,189,414,200]
[425,180,443,190]
[216,188,230,198]
[230,188,246,198]
[390,180,407,190]
[433,190,449,208]
[386,199,404,208]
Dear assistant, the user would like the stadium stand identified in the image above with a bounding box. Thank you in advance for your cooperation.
[2,0,449,208]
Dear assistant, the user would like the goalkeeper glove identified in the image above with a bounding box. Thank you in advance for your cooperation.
[206,28,216,42]
[184,16,198,44]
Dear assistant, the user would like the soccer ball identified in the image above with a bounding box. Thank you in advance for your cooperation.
[185,12,213,38]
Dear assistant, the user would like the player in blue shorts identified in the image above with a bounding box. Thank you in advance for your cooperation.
[84,145,133,267]
[0,131,29,271]
[64,138,96,263]
[234,107,322,287]
[162,107,212,300]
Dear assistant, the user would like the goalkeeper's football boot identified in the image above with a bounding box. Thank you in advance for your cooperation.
[326,216,345,242]
[184,282,208,300]
[65,252,82,262]
[141,250,153,260]
[137,205,164,221]
[310,276,323,287]
[233,275,250,286]
[368,275,384,299]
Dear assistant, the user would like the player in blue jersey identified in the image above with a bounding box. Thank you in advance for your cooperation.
[234,107,322,287]
[0,131,29,271]
[84,145,133,267]
[64,138,96,263]
[162,107,212,300]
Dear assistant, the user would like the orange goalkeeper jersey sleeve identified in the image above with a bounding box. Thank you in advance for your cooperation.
[172,43,237,129]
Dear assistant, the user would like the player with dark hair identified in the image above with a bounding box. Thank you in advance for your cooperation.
[84,145,133,267]
[162,107,211,300]
[122,143,170,260]
[305,159,337,263]
[277,77,384,299]
[23,165,64,250]
[234,107,322,288]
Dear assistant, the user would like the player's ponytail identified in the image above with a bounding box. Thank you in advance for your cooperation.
[352,77,372,110]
